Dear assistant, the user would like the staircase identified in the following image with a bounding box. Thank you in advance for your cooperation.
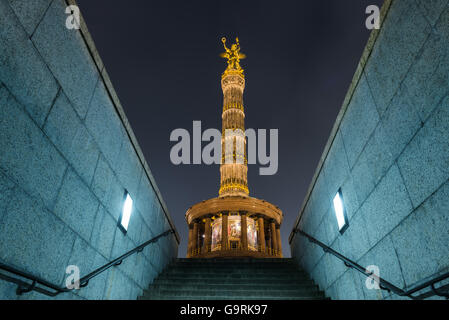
[139,258,327,300]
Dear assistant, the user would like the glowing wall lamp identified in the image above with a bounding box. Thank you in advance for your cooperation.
[118,191,133,234]
[333,189,348,234]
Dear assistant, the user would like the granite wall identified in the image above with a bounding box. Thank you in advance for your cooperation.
[289,0,449,300]
[0,0,179,299]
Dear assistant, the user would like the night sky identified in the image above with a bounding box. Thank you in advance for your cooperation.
[76,0,383,257]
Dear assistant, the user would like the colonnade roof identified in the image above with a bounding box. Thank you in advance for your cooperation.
[185,196,283,225]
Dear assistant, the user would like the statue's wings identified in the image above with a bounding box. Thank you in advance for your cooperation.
[238,53,246,59]
[219,52,229,58]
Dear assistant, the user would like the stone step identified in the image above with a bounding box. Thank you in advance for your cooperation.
[172,261,297,265]
[176,258,294,263]
[170,263,298,269]
[152,278,314,286]
[140,258,327,300]
[139,295,324,300]
[164,269,302,275]
[149,282,319,291]
[156,273,310,281]
[164,270,302,276]
[170,261,298,266]
[167,265,300,270]
[162,271,305,278]
[142,288,325,299]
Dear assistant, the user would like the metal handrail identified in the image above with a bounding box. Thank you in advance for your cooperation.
[293,228,449,300]
[0,229,175,297]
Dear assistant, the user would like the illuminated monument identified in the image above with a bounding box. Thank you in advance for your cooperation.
[185,38,283,258]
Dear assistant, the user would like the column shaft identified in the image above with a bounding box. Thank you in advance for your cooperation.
[276,225,282,257]
[266,223,271,251]
[221,213,228,250]
[270,221,277,255]
[192,222,199,256]
[241,213,248,250]
[187,226,193,257]
[257,217,265,252]
[203,217,211,253]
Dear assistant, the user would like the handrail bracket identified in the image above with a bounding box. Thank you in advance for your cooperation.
[16,280,36,296]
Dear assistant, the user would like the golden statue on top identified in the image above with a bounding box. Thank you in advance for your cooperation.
[220,37,246,77]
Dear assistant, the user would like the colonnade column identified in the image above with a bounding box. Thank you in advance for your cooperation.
[187,225,193,257]
[221,212,228,250]
[203,217,211,253]
[270,220,278,254]
[192,221,199,255]
[257,216,265,252]
[276,225,282,257]
[240,211,248,250]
